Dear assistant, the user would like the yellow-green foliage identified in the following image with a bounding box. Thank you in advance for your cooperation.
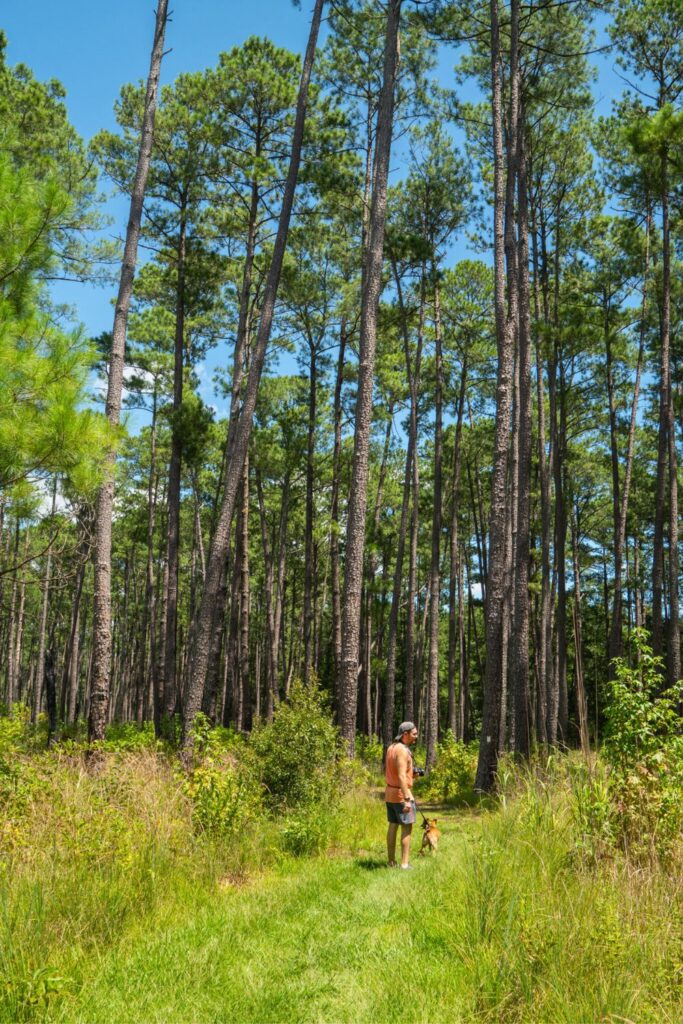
[181,715,262,837]
[423,732,479,802]
[601,631,683,863]
[564,630,683,866]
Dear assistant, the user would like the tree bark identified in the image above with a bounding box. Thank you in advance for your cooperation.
[383,263,423,749]
[34,481,58,722]
[181,0,326,747]
[447,357,467,737]
[475,0,517,791]
[512,109,532,758]
[338,0,402,755]
[609,208,649,669]
[162,205,187,721]
[89,0,169,742]
[329,323,347,691]
[426,275,444,769]
[304,345,317,685]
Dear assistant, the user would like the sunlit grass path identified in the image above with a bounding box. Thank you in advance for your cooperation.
[57,791,681,1024]
[60,802,482,1024]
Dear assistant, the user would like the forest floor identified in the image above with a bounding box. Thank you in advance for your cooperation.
[51,788,682,1024]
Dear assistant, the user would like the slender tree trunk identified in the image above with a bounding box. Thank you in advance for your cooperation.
[426,276,444,770]
[399,275,426,730]
[571,504,589,756]
[13,535,28,711]
[530,191,550,745]
[329,323,347,690]
[89,0,169,741]
[163,207,187,720]
[34,481,57,722]
[239,455,251,727]
[661,160,680,687]
[447,358,467,738]
[609,209,650,668]
[182,0,325,747]
[304,344,317,685]
[512,112,532,757]
[475,0,517,791]
[338,0,402,754]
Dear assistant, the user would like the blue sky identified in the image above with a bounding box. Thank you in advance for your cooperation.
[4,1,318,345]
[3,1,623,417]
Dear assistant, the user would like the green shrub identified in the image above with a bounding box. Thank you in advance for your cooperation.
[355,734,383,769]
[602,629,683,863]
[101,721,160,752]
[424,733,478,802]
[0,702,31,756]
[249,683,345,810]
[181,715,262,837]
[280,806,334,856]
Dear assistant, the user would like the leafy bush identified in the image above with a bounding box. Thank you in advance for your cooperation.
[601,629,683,863]
[249,683,345,810]
[423,733,478,802]
[0,702,31,756]
[181,714,262,837]
[101,721,160,752]
[280,806,334,856]
[569,758,615,856]
[355,734,383,769]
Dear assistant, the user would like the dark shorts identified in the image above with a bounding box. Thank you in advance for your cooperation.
[386,799,416,826]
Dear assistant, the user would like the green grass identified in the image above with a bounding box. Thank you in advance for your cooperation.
[3,748,683,1023]
[54,791,683,1023]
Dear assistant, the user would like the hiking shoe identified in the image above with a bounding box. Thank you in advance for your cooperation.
[400,863,413,870]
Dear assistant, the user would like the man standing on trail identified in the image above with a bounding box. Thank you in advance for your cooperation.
[385,722,418,869]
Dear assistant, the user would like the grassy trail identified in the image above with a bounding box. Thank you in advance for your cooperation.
[52,788,681,1024]
[59,800,483,1024]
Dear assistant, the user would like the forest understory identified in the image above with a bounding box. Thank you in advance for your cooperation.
[2,709,683,1024]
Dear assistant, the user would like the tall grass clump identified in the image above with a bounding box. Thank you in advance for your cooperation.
[440,753,683,1023]
[0,741,204,1021]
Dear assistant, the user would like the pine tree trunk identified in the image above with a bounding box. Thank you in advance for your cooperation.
[89,0,169,741]
[447,357,467,738]
[530,201,550,745]
[661,159,680,687]
[609,208,649,669]
[426,276,444,770]
[475,0,517,792]
[512,112,532,757]
[383,265,423,749]
[163,207,187,721]
[239,456,251,728]
[304,346,317,685]
[329,324,347,690]
[338,0,402,754]
[182,0,325,748]
[571,505,589,756]
[34,481,57,722]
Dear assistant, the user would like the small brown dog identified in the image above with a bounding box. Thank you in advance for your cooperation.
[419,817,441,856]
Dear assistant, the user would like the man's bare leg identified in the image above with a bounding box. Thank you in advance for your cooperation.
[387,822,398,865]
[400,824,412,866]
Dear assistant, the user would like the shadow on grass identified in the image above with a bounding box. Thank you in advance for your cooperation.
[354,855,390,870]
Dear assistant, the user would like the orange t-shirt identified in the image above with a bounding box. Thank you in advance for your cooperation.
[384,742,414,803]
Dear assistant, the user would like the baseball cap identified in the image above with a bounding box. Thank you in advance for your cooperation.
[394,721,417,741]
